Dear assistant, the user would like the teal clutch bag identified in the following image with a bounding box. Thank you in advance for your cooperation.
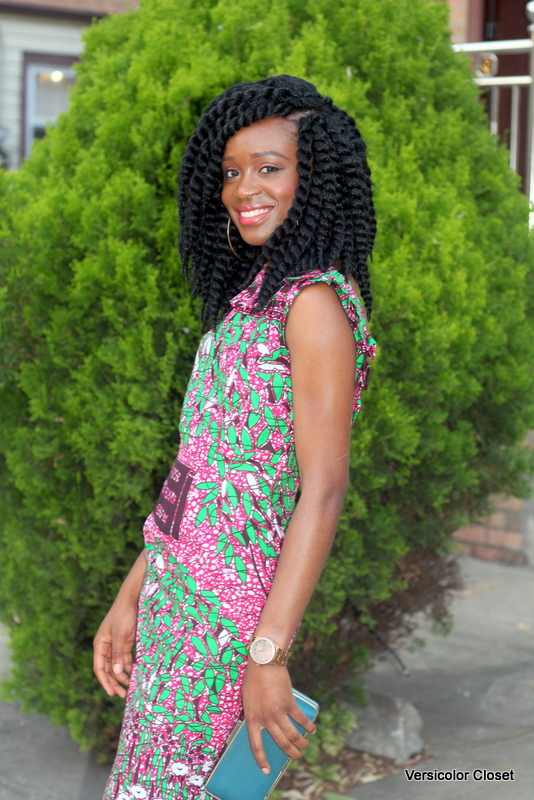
[205,689,319,800]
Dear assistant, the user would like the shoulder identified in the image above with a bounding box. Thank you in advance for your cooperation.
[285,278,355,354]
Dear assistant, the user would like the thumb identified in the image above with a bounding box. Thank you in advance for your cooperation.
[112,631,125,674]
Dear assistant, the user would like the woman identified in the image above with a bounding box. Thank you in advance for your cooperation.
[94,74,376,800]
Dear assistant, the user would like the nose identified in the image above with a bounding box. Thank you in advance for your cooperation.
[233,170,261,199]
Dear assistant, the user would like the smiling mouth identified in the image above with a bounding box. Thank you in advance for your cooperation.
[236,206,273,225]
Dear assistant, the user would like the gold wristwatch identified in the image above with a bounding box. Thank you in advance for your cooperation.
[248,636,290,666]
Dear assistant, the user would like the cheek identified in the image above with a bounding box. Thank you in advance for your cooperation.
[276,175,299,214]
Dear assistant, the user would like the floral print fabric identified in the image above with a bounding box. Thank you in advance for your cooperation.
[103,268,376,800]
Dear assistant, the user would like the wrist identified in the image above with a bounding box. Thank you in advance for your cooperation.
[248,635,291,666]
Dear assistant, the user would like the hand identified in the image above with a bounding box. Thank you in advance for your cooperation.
[93,593,138,698]
[241,661,316,773]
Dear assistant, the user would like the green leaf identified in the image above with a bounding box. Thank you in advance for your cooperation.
[208,609,219,630]
[227,424,237,445]
[221,617,239,636]
[272,372,284,401]
[205,667,216,688]
[223,543,234,566]
[247,411,261,429]
[207,442,218,466]
[264,406,276,428]
[250,389,260,410]
[245,520,257,544]
[184,605,201,622]
[207,502,217,525]
[258,537,277,558]
[242,491,252,516]
[195,505,208,525]
[202,591,222,607]
[229,662,239,685]
[191,679,206,697]
[234,555,247,583]
[230,639,248,656]
[225,481,239,509]
[191,636,208,657]
[256,427,270,447]
[206,631,219,657]
[229,461,258,472]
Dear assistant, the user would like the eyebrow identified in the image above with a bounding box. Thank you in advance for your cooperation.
[221,150,290,162]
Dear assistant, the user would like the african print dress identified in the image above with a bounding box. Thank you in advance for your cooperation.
[103,267,376,800]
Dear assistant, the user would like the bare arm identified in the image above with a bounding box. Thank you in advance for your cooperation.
[242,283,357,771]
[93,549,147,697]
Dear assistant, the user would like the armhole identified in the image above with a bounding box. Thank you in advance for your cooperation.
[281,271,374,423]
[282,272,361,335]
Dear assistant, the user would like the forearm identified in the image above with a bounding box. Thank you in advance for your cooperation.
[116,549,147,604]
[253,486,346,650]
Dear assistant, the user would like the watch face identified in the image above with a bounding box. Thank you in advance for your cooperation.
[250,637,276,665]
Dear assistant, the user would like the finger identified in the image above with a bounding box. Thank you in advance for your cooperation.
[247,722,271,774]
[266,721,305,761]
[289,706,317,736]
[111,631,127,675]
[94,663,122,697]
[94,641,130,697]
[93,641,115,696]
[279,716,309,753]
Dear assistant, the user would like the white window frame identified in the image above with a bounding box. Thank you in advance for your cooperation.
[24,62,77,158]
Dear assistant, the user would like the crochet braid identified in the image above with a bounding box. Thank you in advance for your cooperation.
[179,75,375,328]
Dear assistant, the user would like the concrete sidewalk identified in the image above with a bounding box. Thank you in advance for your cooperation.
[0,628,110,800]
[351,556,534,800]
[0,555,533,799]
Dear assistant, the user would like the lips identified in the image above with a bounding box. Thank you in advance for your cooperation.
[235,205,273,226]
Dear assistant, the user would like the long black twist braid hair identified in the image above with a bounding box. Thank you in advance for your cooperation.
[179,75,376,330]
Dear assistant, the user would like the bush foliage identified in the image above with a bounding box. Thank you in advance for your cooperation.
[1,0,533,752]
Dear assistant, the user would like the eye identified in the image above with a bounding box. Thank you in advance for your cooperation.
[259,165,282,174]
[223,168,239,179]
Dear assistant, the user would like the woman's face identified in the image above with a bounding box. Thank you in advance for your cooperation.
[221,116,299,248]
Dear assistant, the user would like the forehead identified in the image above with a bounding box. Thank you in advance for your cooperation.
[222,116,296,159]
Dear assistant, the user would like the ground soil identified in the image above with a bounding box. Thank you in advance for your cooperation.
[274,746,433,799]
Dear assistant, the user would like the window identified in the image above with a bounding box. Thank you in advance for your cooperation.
[24,59,77,158]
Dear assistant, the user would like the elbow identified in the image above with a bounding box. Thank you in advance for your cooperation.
[299,478,349,508]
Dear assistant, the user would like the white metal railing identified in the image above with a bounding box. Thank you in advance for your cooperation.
[452,2,534,211]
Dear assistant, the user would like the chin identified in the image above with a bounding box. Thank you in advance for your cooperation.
[238,226,275,248]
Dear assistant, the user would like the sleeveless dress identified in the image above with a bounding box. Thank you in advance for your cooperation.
[103,267,376,800]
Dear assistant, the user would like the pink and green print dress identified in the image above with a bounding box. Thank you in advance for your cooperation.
[104,267,376,800]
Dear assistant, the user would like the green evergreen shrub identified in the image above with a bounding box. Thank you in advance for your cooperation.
[1,0,533,753]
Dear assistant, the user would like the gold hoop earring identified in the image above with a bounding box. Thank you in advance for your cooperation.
[227,217,253,262]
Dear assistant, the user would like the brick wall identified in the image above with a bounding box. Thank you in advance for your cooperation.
[453,494,527,565]
[448,0,469,43]
[453,432,534,566]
